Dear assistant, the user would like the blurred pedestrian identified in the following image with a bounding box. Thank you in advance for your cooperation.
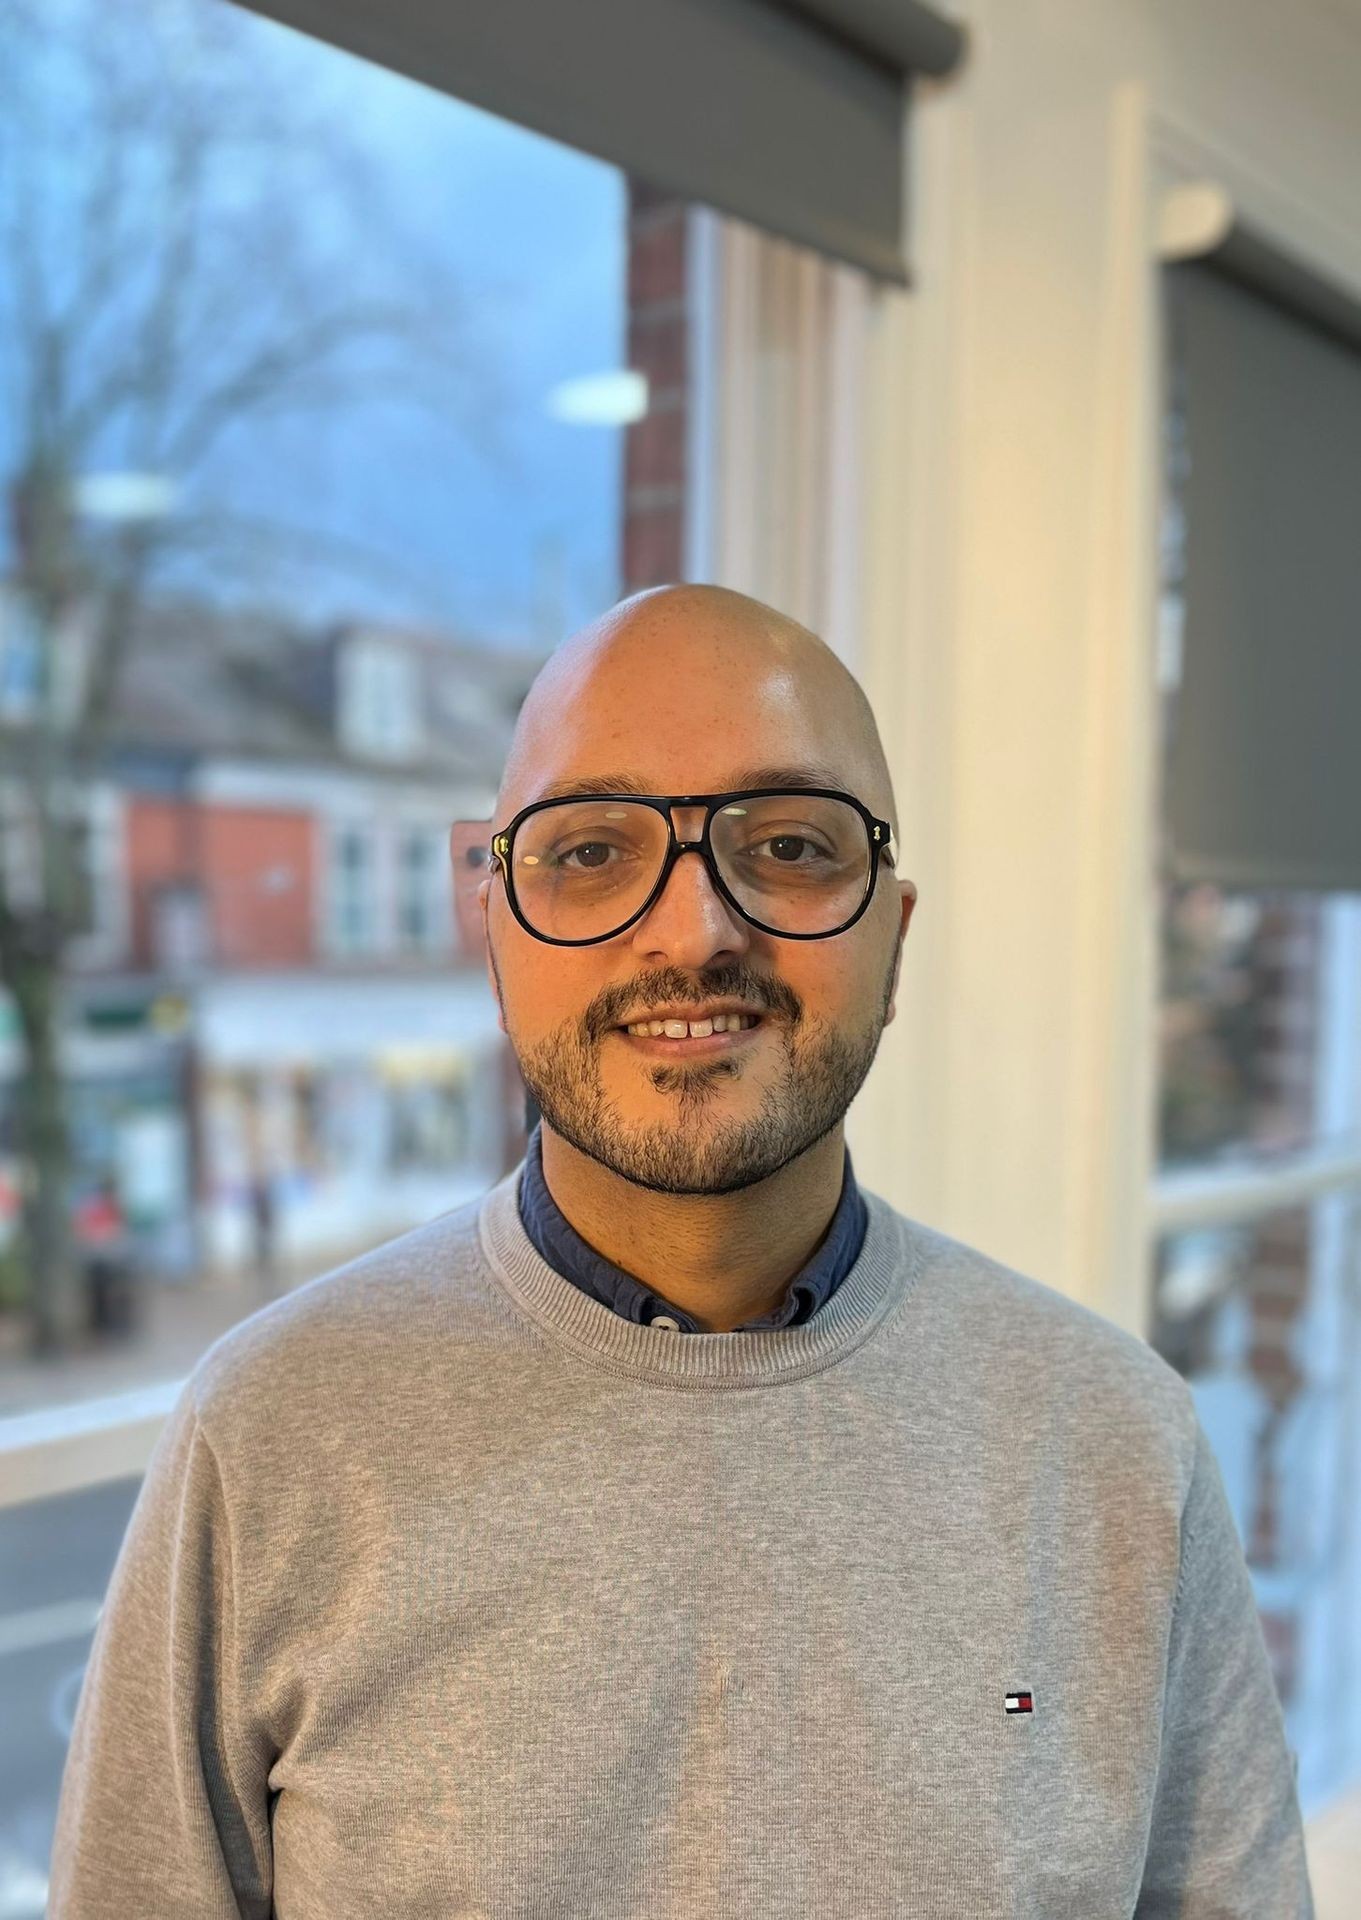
[74,1173,136,1340]
[248,1165,278,1301]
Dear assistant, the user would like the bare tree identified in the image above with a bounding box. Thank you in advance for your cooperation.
[0,0,505,1357]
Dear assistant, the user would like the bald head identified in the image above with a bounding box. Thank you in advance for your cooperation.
[495,583,897,840]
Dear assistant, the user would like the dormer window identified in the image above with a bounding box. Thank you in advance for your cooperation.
[337,633,423,761]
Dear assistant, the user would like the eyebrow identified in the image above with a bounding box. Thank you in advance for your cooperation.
[530,763,851,805]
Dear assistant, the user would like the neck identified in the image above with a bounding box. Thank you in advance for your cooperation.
[536,1123,847,1332]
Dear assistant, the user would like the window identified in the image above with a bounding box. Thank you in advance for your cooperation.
[338,635,424,762]
[0,7,880,1897]
[396,825,450,955]
[1149,268,1361,1812]
[0,780,125,962]
[329,823,376,956]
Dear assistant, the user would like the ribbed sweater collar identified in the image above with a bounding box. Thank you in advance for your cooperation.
[516,1118,867,1332]
[476,1153,920,1386]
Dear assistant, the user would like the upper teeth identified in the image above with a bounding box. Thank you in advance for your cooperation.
[625,1013,759,1037]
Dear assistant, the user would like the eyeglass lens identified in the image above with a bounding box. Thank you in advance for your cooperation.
[509,794,871,940]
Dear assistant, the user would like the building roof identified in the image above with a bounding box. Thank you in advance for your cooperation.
[0,588,551,793]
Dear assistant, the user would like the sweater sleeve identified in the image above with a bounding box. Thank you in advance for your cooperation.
[1134,1413,1314,1918]
[47,1377,274,1918]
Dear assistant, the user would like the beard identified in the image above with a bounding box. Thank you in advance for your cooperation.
[490,943,897,1197]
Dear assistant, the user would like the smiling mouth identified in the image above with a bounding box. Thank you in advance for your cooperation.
[612,1014,765,1055]
[618,1011,762,1035]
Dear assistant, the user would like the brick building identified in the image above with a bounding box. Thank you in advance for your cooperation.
[0,590,548,1280]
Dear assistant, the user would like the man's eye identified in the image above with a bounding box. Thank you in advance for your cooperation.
[554,840,627,870]
[745,835,833,864]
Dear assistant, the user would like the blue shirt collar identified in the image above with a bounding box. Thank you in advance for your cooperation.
[516,1119,868,1332]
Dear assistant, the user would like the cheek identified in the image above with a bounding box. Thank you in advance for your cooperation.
[794,941,888,1029]
[498,948,597,1036]
[785,961,856,1027]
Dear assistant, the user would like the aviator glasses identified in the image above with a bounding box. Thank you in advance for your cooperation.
[487,787,897,946]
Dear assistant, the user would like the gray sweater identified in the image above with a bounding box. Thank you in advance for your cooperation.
[48,1157,1314,1917]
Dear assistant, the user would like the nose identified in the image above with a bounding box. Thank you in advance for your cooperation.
[629,841,751,968]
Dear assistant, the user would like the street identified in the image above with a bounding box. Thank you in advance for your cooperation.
[0,1475,140,1920]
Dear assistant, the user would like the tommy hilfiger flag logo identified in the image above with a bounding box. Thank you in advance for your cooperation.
[1004,1690,1034,1714]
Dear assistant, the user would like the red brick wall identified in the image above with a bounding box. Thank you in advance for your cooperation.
[202,806,314,966]
[621,180,690,591]
[124,796,197,966]
[125,796,315,969]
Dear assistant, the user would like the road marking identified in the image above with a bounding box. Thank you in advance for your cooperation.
[0,1599,102,1658]
[0,1842,51,1920]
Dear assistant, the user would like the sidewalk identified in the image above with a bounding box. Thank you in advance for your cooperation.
[1308,1783,1361,1918]
[0,1242,373,1418]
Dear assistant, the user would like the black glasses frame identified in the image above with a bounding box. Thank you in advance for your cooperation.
[487,787,898,947]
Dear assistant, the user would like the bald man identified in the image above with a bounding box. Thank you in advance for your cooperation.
[50,586,1312,1919]
[478,583,916,1333]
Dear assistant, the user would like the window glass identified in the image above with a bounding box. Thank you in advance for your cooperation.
[397,826,449,954]
[1150,1191,1358,1810]
[1150,276,1361,1817]
[1154,337,1357,1176]
[331,823,376,955]
[0,3,875,1895]
[0,0,636,1448]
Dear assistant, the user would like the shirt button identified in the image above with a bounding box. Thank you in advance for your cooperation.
[651,1315,681,1331]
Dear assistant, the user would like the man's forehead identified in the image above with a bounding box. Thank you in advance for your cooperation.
[496,594,891,825]
[527,760,853,807]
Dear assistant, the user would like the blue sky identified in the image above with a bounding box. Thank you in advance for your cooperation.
[229,12,631,645]
[0,0,630,650]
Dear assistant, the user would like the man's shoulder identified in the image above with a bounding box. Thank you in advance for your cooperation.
[186,1186,499,1432]
[882,1201,1198,1479]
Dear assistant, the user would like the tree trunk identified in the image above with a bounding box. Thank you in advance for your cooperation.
[11,942,81,1360]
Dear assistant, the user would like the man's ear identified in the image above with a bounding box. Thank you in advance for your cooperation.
[450,820,490,950]
[477,877,507,1034]
[450,821,506,1033]
[883,879,917,1028]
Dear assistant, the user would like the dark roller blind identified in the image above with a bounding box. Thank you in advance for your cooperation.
[1165,233,1361,893]
[234,0,966,284]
